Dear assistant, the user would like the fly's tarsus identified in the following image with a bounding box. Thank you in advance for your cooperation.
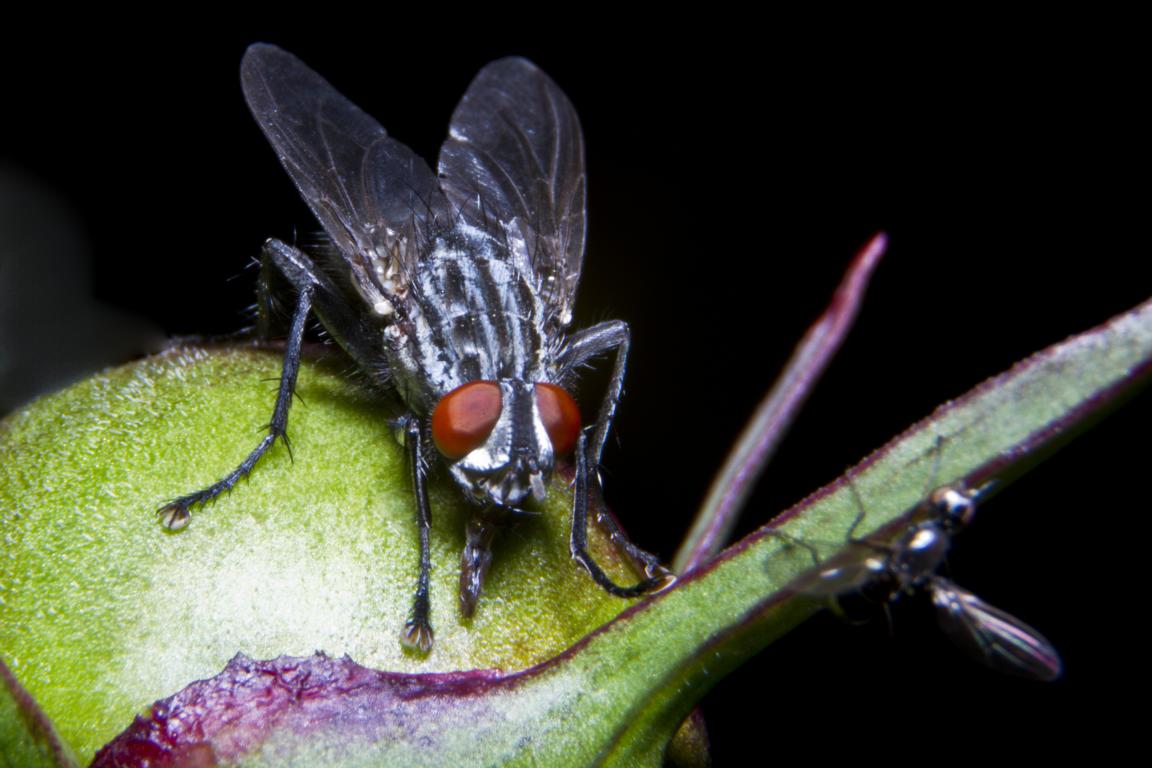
[402,605,435,655]
[157,501,191,531]
[155,430,282,530]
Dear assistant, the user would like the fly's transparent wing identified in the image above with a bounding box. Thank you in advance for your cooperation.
[241,44,450,298]
[438,57,586,329]
[931,579,1063,681]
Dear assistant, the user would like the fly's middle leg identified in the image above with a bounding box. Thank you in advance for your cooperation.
[157,239,318,530]
[399,414,435,654]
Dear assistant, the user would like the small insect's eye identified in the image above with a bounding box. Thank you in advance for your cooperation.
[534,383,580,456]
[432,381,503,459]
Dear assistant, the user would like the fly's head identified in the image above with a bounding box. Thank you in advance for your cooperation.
[431,379,581,509]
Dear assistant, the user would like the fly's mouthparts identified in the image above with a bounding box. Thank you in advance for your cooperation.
[529,471,547,501]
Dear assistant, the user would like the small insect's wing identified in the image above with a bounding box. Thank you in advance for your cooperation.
[931,579,1063,681]
[438,57,586,329]
[241,44,450,297]
[785,542,887,598]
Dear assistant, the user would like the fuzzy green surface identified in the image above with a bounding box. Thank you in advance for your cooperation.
[0,345,637,761]
[122,297,1152,766]
[5,294,1152,766]
[1,660,75,768]
[0,695,54,768]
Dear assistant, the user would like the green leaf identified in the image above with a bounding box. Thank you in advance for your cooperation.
[0,345,648,761]
[4,292,1151,765]
[0,658,77,767]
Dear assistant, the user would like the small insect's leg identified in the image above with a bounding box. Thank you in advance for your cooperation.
[157,241,317,530]
[399,415,435,654]
[766,528,823,568]
[570,431,675,597]
[924,435,946,496]
[844,482,870,543]
[559,319,630,468]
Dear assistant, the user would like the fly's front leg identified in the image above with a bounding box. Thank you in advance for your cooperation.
[399,414,435,654]
[560,320,630,469]
[157,239,317,530]
[570,431,675,596]
[562,322,676,594]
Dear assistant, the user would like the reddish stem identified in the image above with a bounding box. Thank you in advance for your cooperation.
[673,232,888,573]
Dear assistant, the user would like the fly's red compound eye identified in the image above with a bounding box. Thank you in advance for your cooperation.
[432,381,502,459]
[535,383,580,456]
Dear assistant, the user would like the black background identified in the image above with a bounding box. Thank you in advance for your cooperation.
[2,15,1145,762]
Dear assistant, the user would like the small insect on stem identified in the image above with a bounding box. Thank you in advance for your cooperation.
[783,481,1063,681]
[157,44,674,653]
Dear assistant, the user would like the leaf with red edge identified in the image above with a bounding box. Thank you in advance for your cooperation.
[0,658,78,767]
[4,290,1152,766]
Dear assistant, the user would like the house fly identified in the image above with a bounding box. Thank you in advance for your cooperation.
[790,483,1063,681]
[158,44,673,653]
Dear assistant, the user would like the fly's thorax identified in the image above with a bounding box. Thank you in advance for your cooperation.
[431,378,582,508]
[386,226,555,410]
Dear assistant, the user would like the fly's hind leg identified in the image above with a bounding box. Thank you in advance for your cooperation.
[156,239,319,530]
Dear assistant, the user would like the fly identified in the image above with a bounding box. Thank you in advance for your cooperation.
[158,44,673,653]
[789,483,1063,681]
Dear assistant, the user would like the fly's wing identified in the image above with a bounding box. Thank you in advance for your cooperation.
[241,44,450,302]
[438,57,586,330]
[931,579,1063,681]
